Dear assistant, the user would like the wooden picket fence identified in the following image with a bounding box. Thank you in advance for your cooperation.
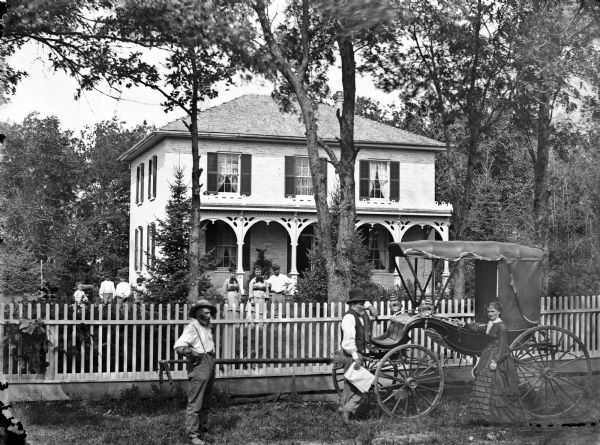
[1,296,599,383]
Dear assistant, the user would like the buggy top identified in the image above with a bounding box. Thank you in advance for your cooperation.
[388,240,545,330]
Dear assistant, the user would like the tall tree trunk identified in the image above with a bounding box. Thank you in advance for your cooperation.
[188,70,201,303]
[327,33,358,302]
[533,92,552,295]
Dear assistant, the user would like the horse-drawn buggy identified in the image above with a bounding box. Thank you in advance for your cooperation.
[332,240,592,418]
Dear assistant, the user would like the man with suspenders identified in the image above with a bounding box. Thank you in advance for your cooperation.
[338,288,379,423]
[174,300,217,445]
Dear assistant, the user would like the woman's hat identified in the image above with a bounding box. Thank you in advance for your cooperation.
[347,288,366,304]
[189,299,217,318]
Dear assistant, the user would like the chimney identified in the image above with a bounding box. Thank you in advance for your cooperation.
[333,91,344,111]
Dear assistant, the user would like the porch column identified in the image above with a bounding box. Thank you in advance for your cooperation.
[392,222,402,288]
[438,222,451,291]
[289,242,299,279]
[233,218,246,295]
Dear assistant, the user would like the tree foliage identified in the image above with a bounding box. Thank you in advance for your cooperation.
[146,167,215,304]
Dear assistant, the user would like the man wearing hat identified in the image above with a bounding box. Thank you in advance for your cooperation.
[338,288,379,423]
[174,300,217,445]
[267,263,294,317]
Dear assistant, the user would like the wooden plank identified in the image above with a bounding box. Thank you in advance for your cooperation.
[115,303,120,374]
[157,304,163,366]
[123,304,129,373]
[132,304,137,373]
[141,304,146,373]
[150,304,156,373]
[106,304,112,374]
[80,303,85,374]
[98,304,103,374]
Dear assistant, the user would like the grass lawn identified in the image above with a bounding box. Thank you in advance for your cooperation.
[11,389,600,445]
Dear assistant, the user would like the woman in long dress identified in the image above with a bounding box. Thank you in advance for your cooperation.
[222,266,241,310]
[247,267,269,320]
[463,302,525,424]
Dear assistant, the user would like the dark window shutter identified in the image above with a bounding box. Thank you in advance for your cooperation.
[134,228,139,270]
[285,156,295,197]
[146,225,150,266]
[359,160,370,200]
[320,158,328,197]
[152,155,157,198]
[147,158,153,198]
[139,226,144,268]
[390,161,400,202]
[140,163,145,203]
[240,154,251,196]
[207,152,218,194]
[243,231,251,270]
[136,165,141,204]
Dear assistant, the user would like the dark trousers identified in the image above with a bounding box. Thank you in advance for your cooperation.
[186,354,215,438]
[339,355,364,415]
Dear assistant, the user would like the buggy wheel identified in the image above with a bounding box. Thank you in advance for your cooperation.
[332,356,377,394]
[510,326,592,418]
[374,344,444,418]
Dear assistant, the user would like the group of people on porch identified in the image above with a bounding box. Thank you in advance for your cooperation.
[220,263,297,319]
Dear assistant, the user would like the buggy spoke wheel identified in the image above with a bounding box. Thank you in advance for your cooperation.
[332,356,379,394]
[375,345,443,418]
[511,326,591,418]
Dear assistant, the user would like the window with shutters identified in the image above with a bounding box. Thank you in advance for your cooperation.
[136,163,145,204]
[370,160,389,199]
[148,155,157,200]
[135,226,144,271]
[285,156,327,197]
[146,223,156,268]
[207,153,251,196]
[294,157,312,195]
[359,160,400,202]
[217,153,240,193]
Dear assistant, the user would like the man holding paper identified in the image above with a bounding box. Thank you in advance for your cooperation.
[338,288,379,423]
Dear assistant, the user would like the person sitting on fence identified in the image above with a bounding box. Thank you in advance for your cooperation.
[73,283,89,305]
[247,267,269,321]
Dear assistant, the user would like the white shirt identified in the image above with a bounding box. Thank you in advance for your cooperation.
[73,290,88,304]
[341,313,365,360]
[99,280,115,297]
[267,273,293,293]
[115,282,131,299]
[174,319,215,354]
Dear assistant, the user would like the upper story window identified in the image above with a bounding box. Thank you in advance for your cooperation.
[206,152,251,196]
[359,160,400,201]
[285,156,327,197]
[218,153,239,193]
[148,155,157,200]
[136,163,145,204]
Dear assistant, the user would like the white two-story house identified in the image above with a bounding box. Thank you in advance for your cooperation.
[119,94,452,292]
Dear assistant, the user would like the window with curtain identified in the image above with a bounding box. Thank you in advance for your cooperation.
[369,161,389,199]
[294,157,312,195]
[216,222,237,268]
[217,153,239,193]
[361,226,388,270]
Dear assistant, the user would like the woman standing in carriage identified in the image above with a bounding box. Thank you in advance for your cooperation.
[462,302,526,424]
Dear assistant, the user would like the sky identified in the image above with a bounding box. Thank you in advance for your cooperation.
[0,42,393,133]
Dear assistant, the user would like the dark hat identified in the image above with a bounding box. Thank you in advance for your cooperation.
[272,263,280,270]
[189,299,217,318]
[228,266,236,273]
[347,288,366,304]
